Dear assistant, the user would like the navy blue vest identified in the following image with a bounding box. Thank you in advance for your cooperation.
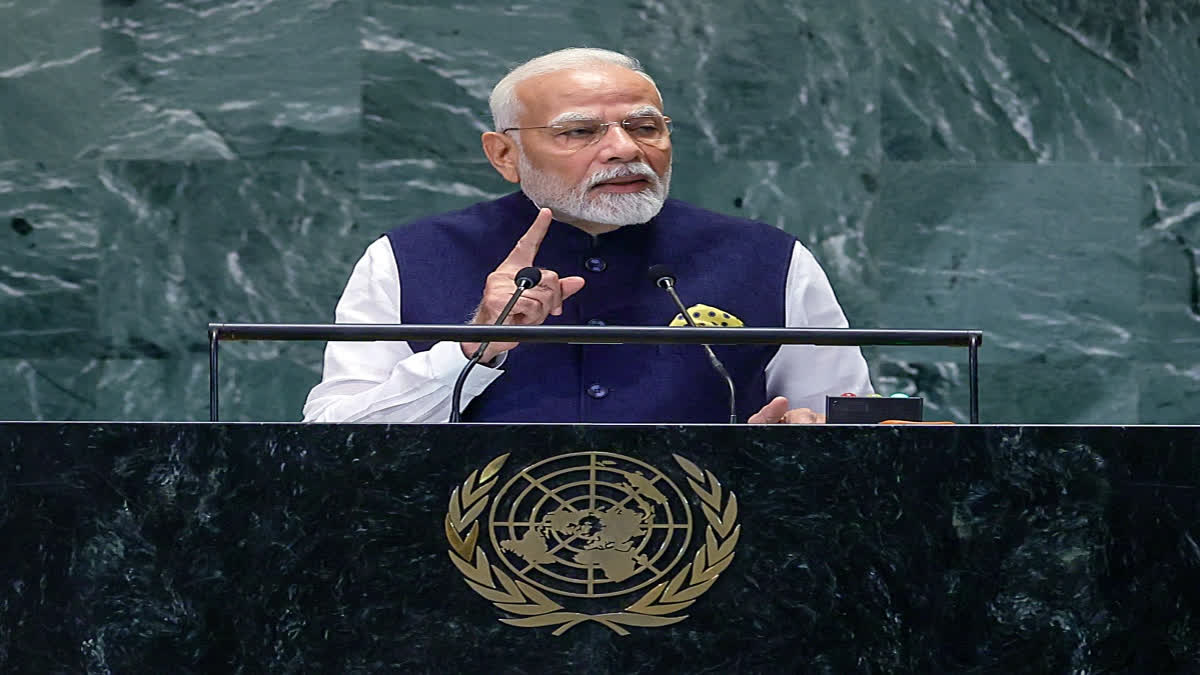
[386,192,798,423]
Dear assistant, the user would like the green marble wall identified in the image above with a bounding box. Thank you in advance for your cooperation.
[1,0,1197,423]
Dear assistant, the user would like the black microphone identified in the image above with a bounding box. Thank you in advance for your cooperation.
[647,264,738,424]
[449,266,542,423]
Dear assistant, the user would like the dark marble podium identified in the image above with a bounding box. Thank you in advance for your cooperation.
[2,424,1198,673]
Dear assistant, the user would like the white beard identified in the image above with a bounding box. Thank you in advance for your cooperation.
[518,154,671,227]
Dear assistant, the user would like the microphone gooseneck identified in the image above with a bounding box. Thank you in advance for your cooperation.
[449,267,542,423]
[647,264,738,424]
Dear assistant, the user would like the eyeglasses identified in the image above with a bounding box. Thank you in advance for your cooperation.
[502,114,672,152]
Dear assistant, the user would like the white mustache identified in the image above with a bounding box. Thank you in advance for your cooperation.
[586,164,659,190]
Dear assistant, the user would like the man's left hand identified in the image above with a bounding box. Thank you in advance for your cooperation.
[748,396,825,424]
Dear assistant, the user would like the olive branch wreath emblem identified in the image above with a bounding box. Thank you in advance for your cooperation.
[444,453,740,636]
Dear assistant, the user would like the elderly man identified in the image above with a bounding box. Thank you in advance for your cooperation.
[303,48,872,424]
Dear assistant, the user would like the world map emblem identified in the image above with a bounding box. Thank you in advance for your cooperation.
[444,451,741,635]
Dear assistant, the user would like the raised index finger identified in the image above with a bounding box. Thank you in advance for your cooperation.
[501,208,553,268]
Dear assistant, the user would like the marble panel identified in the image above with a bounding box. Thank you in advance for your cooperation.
[358,158,512,233]
[93,356,206,422]
[880,0,1145,162]
[624,0,880,163]
[362,0,619,161]
[866,163,1140,422]
[1,424,1198,671]
[5,0,1200,424]
[872,352,1134,424]
[0,162,101,358]
[0,358,100,420]
[0,0,105,160]
[1139,166,1200,423]
[1141,0,1200,162]
[94,349,323,422]
[363,1,879,164]
[1139,363,1200,424]
[211,345,326,422]
[95,159,359,350]
[95,0,361,160]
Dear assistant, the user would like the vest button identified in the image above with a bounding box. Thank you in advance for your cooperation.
[587,318,606,326]
[584,257,607,272]
[587,383,608,399]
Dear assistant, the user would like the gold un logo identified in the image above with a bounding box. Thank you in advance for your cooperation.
[445,451,740,635]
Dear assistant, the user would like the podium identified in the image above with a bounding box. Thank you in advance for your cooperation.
[2,422,1198,672]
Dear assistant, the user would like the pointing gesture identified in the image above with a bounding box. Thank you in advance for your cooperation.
[502,206,554,269]
[462,208,586,362]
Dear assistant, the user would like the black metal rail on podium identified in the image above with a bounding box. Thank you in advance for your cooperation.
[207,324,984,423]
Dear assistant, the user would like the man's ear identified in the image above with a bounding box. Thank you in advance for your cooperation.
[482,132,521,184]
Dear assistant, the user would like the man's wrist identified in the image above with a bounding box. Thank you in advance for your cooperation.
[460,342,503,365]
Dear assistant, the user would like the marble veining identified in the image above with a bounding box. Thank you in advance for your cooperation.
[1,423,1198,672]
[1,1,1199,423]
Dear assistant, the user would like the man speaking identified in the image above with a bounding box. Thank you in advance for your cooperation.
[303,48,872,424]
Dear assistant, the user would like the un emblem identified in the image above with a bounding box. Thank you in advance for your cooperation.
[445,452,740,635]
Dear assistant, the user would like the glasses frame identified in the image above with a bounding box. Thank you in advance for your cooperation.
[501,114,672,151]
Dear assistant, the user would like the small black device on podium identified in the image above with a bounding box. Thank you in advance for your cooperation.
[826,395,923,424]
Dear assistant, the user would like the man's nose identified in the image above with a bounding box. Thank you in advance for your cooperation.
[597,124,642,162]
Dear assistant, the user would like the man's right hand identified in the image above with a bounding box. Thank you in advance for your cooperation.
[462,208,586,363]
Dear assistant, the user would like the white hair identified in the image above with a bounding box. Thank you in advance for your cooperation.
[488,48,660,131]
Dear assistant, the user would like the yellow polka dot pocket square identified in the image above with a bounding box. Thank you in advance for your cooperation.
[668,304,744,327]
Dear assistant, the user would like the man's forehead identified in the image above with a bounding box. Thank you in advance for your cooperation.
[515,66,663,121]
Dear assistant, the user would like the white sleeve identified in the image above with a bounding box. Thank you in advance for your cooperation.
[301,237,505,423]
[764,241,874,412]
